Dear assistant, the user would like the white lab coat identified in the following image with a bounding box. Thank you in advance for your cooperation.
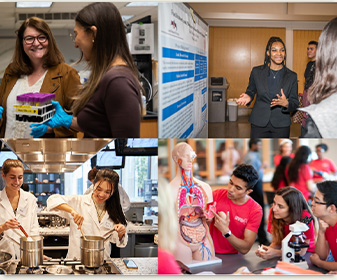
[84,184,131,212]
[0,188,39,259]
[46,194,128,260]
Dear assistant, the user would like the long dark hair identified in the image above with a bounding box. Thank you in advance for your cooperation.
[264,36,287,68]
[10,17,64,76]
[288,146,311,183]
[308,17,337,104]
[271,156,292,190]
[71,2,141,116]
[93,168,127,225]
[271,187,314,245]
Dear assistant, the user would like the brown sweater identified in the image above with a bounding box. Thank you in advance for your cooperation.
[0,62,80,138]
[77,66,141,138]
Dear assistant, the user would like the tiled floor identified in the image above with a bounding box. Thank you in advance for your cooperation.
[209,116,301,138]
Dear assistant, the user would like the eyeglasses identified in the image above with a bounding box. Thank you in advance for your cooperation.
[23,35,48,45]
[69,32,77,42]
[313,199,328,205]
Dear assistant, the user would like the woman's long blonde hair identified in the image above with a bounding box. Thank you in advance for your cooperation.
[71,2,141,116]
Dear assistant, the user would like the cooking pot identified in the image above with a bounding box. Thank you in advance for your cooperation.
[20,236,43,267]
[46,265,73,275]
[0,251,12,271]
[80,236,104,268]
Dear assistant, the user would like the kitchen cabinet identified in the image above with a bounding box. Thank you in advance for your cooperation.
[24,173,64,206]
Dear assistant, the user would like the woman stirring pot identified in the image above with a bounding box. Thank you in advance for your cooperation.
[0,159,39,259]
[47,169,127,260]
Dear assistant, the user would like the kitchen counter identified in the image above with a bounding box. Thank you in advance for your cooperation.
[127,223,158,234]
[39,223,158,237]
[111,257,158,275]
[39,226,70,236]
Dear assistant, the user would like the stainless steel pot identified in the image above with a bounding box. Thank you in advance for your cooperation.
[0,251,12,271]
[80,236,104,268]
[20,236,43,267]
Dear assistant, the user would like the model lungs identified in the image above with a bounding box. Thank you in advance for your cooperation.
[177,185,207,244]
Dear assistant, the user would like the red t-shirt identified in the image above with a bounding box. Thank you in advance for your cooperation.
[209,189,262,254]
[287,164,313,201]
[274,153,295,166]
[267,208,315,252]
[310,158,337,182]
[158,248,181,274]
[325,222,337,261]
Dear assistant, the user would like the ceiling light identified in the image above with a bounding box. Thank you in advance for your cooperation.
[126,2,158,7]
[16,2,53,8]
[122,15,134,22]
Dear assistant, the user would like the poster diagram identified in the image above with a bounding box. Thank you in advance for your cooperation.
[158,3,209,138]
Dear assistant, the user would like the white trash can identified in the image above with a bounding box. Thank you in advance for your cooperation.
[227,99,238,121]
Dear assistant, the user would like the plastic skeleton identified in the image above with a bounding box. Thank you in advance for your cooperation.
[177,151,215,260]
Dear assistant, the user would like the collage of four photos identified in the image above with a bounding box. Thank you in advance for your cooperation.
[0,0,336,277]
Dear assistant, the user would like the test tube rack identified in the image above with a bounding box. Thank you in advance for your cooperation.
[14,92,56,138]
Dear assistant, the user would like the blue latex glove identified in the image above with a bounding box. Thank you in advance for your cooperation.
[0,106,3,119]
[48,100,73,129]
[30,123,49,138]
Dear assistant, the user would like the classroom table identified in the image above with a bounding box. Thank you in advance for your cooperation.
[189,251,328,274]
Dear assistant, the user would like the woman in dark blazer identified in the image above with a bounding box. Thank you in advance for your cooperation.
[237,37,299,138]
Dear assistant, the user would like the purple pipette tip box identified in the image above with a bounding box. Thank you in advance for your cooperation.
[16,92,55,103]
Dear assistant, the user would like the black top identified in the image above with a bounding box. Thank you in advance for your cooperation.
[77,66,141,138]
[304,61,316,90]
[268,67,284,99]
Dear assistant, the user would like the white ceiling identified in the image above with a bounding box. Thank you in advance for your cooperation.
[0,2,158,31]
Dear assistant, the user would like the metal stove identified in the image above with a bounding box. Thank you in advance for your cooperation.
[6,259,121,275]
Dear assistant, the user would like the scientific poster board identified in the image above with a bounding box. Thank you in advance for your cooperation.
[158,3,209,138]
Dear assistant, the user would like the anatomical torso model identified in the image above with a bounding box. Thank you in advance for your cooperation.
[170,142,216,264]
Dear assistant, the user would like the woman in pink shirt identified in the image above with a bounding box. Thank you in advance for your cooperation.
[287,146,316,201]
[256,187,316,260]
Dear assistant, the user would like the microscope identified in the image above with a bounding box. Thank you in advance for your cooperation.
[281,216,313,269]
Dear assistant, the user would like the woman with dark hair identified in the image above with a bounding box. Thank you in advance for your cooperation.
[301,17,337,138]
[0,17,80,138]
[271,156,292,190]
[255,187,316,260]
[84,167,130,212]
[31,2,142,138]
[47,168,127,260]
[237,36,299,138]
[287,146,316,201]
